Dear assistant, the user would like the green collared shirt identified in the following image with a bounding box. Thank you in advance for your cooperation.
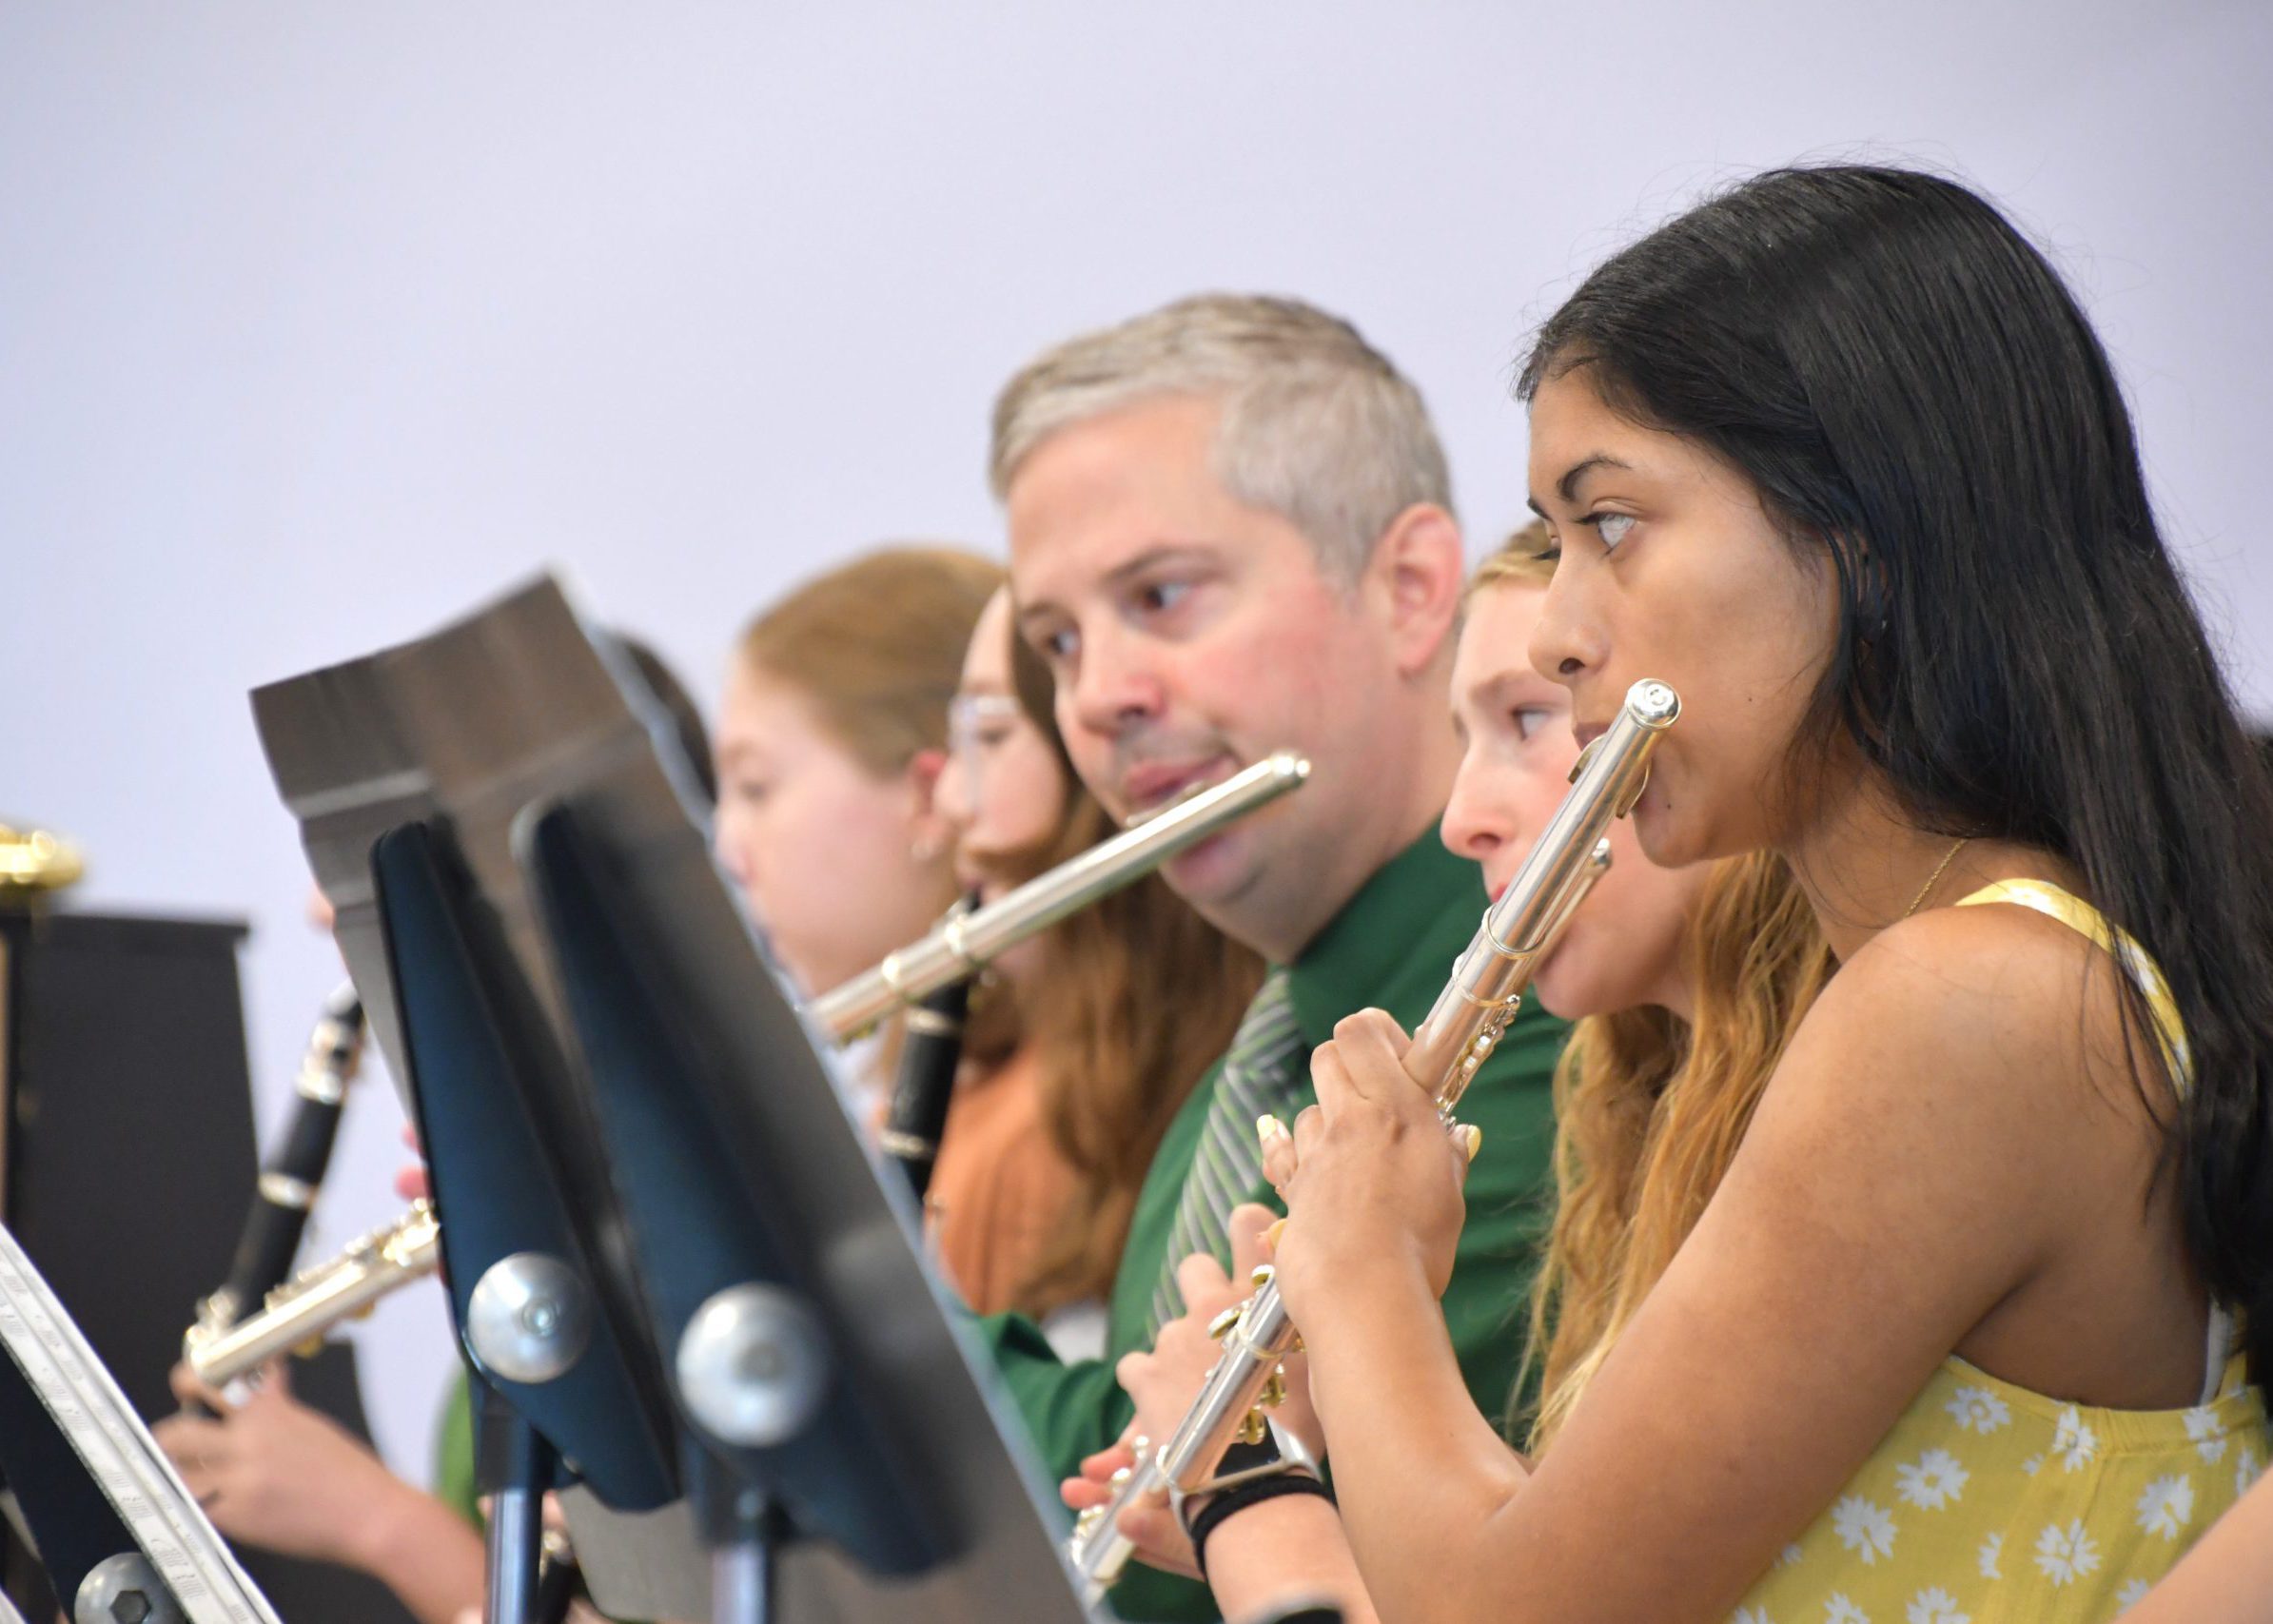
[974,827,1569,1622]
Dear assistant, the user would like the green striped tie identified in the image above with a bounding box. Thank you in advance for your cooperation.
[1147,968,1306,1339]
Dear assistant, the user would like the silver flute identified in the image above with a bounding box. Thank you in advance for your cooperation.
[186,751,1311,1386]
[1068,679,1677,1603]
[185,1200,443,1383]
[811,751,1310,1034]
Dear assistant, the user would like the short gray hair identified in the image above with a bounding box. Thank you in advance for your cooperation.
[989,293,1453,577]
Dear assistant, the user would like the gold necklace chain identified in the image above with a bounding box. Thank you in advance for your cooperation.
[1906,837,1969,919]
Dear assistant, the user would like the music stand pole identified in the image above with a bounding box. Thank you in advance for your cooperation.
[706,1488,787,1624]
[477,1383,558,1624]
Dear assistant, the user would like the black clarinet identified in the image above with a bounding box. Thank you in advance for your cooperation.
[533,1532,581,1624]
[876,974,972,1202]
[195,982,366,1340]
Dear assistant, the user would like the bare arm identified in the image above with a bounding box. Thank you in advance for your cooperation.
[2126,1468,2273,1624]
[344,1484,489,1624]
[156,1362,486,1624]
[1268,908,2148,1624]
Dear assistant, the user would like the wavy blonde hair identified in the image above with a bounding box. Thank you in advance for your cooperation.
[1468,526,1835,1452]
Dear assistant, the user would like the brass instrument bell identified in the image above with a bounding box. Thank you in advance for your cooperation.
[0,822,85,901]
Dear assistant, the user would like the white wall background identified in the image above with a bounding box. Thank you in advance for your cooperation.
[5,0,2268,1482]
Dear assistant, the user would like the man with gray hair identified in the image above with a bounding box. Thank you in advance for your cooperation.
[976,293,1568,1621]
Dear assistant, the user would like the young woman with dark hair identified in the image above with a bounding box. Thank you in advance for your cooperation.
[1088,166,2273,1623]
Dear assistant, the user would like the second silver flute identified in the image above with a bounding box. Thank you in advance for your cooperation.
[810,750,1311,1035]
[187,750,1312,1386]
[1068,678,1678,1603]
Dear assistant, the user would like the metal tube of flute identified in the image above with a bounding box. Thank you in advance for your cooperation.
[186,1201,441,1385]
[179,752,1311,1385]
[1068,679,1677,1603]
[808,751,1310,1037]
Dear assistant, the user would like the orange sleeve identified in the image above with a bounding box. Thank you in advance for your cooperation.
[925,1046,1083,1317]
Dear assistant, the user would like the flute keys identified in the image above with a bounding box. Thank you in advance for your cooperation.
[1236,1408,1268,1447]
[1207,1303,1244,1340]
[1261,1368,1286,1409]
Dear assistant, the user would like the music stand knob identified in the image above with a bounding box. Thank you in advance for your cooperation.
[467,1252,594,1385]
[74,1554,182,1624]
[676,1284,830,1449]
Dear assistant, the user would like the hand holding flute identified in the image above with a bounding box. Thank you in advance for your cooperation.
[1067,678,1675,1601]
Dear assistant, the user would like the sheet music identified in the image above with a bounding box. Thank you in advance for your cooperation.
[0,1224,281,1624]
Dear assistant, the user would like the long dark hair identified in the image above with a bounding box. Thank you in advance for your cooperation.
[1519,164,2273,1380]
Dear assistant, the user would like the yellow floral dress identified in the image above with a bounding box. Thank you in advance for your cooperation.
[1730,881,2271,1623]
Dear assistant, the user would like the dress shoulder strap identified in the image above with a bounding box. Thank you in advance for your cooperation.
[1952,879,2192,1094]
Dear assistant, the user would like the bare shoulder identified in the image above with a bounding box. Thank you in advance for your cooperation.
[1828,894,2138,1062]
[1743,899,2159,1208]
[1842,899,2148,1090]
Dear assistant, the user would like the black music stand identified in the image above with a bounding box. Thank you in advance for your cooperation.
[520,792,1090,1624]
[255,578,702,1624]
[368,815,681,1623]
[253,576,1091,1624]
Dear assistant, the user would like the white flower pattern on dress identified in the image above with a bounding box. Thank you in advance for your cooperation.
[2185,1406,2229,1464]
[1730,1608,1773,1624]
[2135,1474,2195,1540]
[1832,1497,1898,1566]
[1944,1387,2010,1434]
[1701,910,2269,1624]
[1778,1544,1803,1568]
[2052,1405,2100,1472]
[2032,1518,2102,1586]
[1893,1449,1968,1510]
[1904,1589,1966,1624]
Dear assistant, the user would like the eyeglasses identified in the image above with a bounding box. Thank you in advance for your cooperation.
[948,694,1026,776]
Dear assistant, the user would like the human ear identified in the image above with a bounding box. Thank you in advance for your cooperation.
[1367,502,1467,676]
[904,746,953,863]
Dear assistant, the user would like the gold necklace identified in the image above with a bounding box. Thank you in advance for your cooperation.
[1906,837,1969,919]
